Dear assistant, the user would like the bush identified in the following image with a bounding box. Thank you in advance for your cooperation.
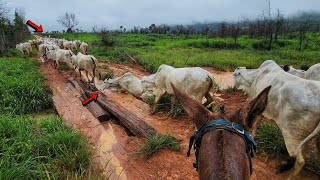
[100,29,117,47]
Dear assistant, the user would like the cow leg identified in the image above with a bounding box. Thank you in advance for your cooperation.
[151,88,165,115]
[168,95,175,114]
[289,122,320,177]
[85,71,90,83]
[79,70,82,81]
[204,92,213,106]
[92,69,95,84]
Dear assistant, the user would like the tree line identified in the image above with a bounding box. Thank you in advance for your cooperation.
[0,0,30,55]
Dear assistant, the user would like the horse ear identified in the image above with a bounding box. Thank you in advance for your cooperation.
[171,83,213,129]
[246,86,271,129]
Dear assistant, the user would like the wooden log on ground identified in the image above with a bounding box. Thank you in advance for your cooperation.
[76,81,157,137]
[67,79,110,121]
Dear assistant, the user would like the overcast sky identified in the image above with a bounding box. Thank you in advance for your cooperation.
[6,0,320,32]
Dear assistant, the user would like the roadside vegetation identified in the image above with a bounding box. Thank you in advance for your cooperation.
[0,58,101,178]
[137,133,181,158]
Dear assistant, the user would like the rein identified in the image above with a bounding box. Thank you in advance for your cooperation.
[187,119,257,175]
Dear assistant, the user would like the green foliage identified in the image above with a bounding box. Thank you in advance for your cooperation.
[0,115,94,179]
[256,123,287,156]
[0,58,52,115]
[137,134,181,158]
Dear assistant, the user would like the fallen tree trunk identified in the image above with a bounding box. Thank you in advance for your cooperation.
[94,91,157,137]
[75,81,157,137]
[67,79,110,121]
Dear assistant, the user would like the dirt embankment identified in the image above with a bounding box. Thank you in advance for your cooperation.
[40,57,318,180]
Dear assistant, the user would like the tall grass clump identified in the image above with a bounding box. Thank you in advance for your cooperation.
[137,133,181,158]
[0,58,52,114]
[255,123,287,156]
[0,115,94,179]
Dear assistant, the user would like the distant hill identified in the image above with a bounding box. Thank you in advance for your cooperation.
[290,11,320,21]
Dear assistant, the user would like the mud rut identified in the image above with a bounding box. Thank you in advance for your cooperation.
[36,54,318,180]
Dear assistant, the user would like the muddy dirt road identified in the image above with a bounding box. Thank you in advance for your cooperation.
[39,56,318,180]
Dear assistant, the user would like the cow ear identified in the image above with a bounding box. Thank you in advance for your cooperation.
[171,83,213,129]
[283,65,290,72]
[245,86,271,129]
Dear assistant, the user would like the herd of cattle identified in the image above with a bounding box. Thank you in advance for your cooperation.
[16,37,319,177]
[16,37,99,85]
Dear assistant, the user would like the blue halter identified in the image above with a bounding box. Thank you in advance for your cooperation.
[187,119,257,175]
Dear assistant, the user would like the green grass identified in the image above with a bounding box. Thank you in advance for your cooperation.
[137,134,181,158]
[0,58,52,115]
[0,55,104,178]
[52,33,320,72]
[256,123,287,156]
[142,93,184,117]
[0,115,97,179]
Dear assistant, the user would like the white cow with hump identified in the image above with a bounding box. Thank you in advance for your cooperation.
[100,64,216,114]
[49,49,74,69]
[71,52,100,85]
[142,64,215,114]
[233,60,320,178]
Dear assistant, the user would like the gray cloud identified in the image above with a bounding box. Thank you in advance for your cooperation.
[7,0,320,32]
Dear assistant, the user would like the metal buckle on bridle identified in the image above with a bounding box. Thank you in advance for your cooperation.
[232,123,244,134]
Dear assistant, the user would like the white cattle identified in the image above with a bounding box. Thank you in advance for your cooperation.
[71,52,100,85]
[63,41,73,50]
[58,39,65,48]
[101,72,143,98]
[45,44,60,53]
[80,42,88,55]
[282,65,305,78]
[233,60,320,178]
[142,64,215,114]
[283,64,320,81]
[304,63,320,81]
[73,40,81,49]
[52,49,74,69]
[16,43,32,54]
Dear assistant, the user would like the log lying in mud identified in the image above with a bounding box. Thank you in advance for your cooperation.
[68,79,157,137]
[73,80,157,138]
[94,91,157,137]
[68,79,110,121]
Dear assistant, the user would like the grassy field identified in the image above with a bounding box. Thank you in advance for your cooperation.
[0,57,101,178]
[54,33,320,72]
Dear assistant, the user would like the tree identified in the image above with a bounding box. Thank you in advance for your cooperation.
[297,19,312,51]
[57,12,79,33]
[218,22,227,38]
[92,25,98,33]
[274,9,284,42]
[230,23,241,44]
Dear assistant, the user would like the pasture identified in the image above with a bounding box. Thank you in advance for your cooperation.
[54,33,320,71]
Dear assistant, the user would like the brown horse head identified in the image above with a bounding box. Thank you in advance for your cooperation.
[172,84,271,180]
